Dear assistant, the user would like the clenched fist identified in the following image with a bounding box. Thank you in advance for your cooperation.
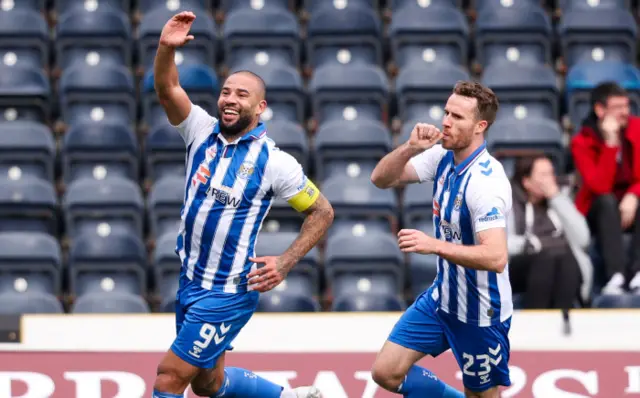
[159,11,196,48]
[408,123,443,151]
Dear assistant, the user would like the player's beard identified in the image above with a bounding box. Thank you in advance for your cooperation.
[442,129,474,150]
[219,110,254,138]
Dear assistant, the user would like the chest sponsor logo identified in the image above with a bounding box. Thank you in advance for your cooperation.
[440,219,461,241]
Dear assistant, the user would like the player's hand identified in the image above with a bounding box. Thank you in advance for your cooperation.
[408,123,443,152]
[397,229,438,254]
[619,193,639,230]
[247,256,287,292]
[159,11,196,48]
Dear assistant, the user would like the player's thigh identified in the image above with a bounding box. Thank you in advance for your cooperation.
[441,314,512,393]
[190,351,226,396]
[464,385,501,398]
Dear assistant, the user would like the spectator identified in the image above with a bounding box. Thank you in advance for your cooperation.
[507,154,592,308]
[571,82,640,295]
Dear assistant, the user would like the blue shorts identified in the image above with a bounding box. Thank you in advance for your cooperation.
[171,274,259,369]
[388,287,512,392]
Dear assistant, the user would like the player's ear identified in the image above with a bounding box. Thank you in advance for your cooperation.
[475,119,488,135]
[256,99,267,116]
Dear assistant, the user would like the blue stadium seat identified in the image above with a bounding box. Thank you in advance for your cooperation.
[158,271,179,313]
[325,229,404,291]
[255,232,320,292]
[0,273,57,295]
[62,122,139,184]
[332,273,399,298]
[327,219,391,239]
[408,252,438,298]
[482,61,560,121]
[0,64,50,123]
[0,176,57,235]
[486,117,566,172]
[71,291,150,313]
[0,121,56,182]
[309,64,389,125]
[148,175,183,238]
[137,0,208,14]
[145,123,186,182]
[306,0,378,12]
[143,65,219,128]
[0,8,48,69]
[258,291,320,312]
[559,9,637,70]
[1,0,45,11]
[153,231,181,300]
[474,1,552,67]
[322,175,398,229]
[56,0,130,13]
[228,62,305,124]
[59,64,135,128]
[138,7,216,69]
[0,232,62,295]
[221,0,290,13]
[0,291,63,314]
[307,2,383,67]
[389,2,469,68]
[55,6,132,69]
[395,61,469,122]
[261,198,304,233]
[565,61,640,128]
[264,120,308,169]
[593,294,640,308]
[63,176,145,238]
[558,0,628,12]
[313,119,392,183]
[68,226,147,297]
[332,292,406,312]
[227,48,296,72]
[402,181,435,227]
[222,7,300,68]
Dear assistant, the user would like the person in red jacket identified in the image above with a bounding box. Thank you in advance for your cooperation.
[571,82,640,295]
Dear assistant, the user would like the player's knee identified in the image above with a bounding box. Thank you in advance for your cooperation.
[371,360,404,391]
[154,362,191,392]
[190,375,223,397]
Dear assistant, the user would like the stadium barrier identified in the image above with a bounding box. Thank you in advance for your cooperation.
[0,310,638,397]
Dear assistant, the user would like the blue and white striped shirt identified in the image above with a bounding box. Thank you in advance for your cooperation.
[409,142,513,326]
[173,105,310,293]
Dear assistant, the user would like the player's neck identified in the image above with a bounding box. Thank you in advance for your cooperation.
[452,139,484,166]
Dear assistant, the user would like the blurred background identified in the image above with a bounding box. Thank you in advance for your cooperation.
[0,0,638,319]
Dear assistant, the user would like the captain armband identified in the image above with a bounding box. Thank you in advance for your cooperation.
[287,178,320,212]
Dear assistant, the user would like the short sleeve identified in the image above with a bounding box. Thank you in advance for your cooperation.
[408,145,447,183]
[172,103,217,145]
[466,173,512,233]
[269,149,319,212]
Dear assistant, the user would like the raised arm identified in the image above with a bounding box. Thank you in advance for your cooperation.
[154,11,195,126]
[371,123,444,188]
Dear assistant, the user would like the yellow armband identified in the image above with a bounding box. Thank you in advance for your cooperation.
[287,178,320,212]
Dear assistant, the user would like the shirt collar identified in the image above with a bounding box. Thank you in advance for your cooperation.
[213,121,267,144]
[453,141,487,175]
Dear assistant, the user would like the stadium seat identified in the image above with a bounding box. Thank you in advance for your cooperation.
[145,123,187,182]
[486,117,566,172]
[324,229,404,291]
[221,0,290,13]
[1,0,45,11]
[0,8,48,69]
[261,198,304,233]
[306,2,383,67]
[322,174,398,230]
[62,122,139,184]
[0,291,63,314]
[158,272,179,313]
[408,251,439,298]
[255,232,320,292]
[0,176,57,235]
[313,119,392,182]
[558,0,629,12]
[222,7,300,68]
[395,61,470,122]
[391,0,461,9]
[55,0,130,14]
[559,9,637,70]
[306,0,378,12]
[308,63,389,125]
[481,61,560,121]
[0,232,62,295]
[137,0,208,14]
[263,120,308,169]
[0,121,56,182]
[593,294,640,308]
[153,231,181,299]
[565,61,640,128]
[474,1,552,67]
[332,273,399,298]
[58,64,136,128]
[402,182,435,227]
[332,292,406,312]
[389,1,469,68]
[257,291,320,312]
[138,7,217,69]
[0,64,50,123]
[327,218,391,239]
[142,65,219,128]
[55,5,132,69]
[148,175,183,238]
[0,273,57,295]
[68,226,147,297]
[228,62,305,124]
[62,176,145,238]
[71,291,150,313]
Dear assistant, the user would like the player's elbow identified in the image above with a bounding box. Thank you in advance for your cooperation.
[489,252,508,273]
[370,172,393,189]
